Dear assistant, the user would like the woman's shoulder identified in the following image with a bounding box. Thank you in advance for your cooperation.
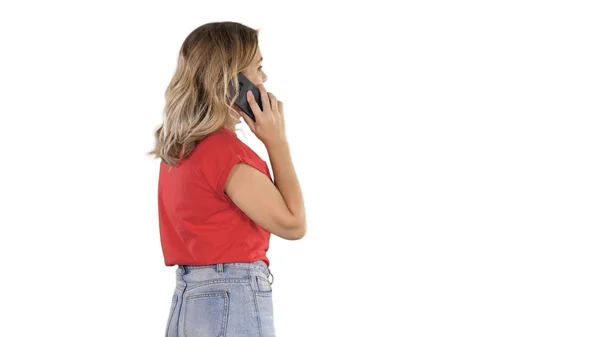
[197,127,247,151]
[195,127,264,162]
[196,127,237,147]
[190,127,271,180]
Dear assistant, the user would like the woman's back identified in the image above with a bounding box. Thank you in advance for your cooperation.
[158,127,272,267]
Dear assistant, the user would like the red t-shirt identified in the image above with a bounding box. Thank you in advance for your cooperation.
[157,127,272,267]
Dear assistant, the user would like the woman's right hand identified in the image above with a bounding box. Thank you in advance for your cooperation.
[240,84,287,148]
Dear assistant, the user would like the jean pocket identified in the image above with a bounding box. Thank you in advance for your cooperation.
[256,275,272,293]
[255,291,275,337]
[183,291,229,337]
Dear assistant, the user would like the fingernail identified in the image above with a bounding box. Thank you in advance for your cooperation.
[247,91,253,97]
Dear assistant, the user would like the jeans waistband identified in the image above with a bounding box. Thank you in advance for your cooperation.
[178,260,273,284]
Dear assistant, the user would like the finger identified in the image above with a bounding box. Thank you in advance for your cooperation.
[246,90,263,119]
[256,84,271,112]
[267,92,278,111]
[277,101,283,114]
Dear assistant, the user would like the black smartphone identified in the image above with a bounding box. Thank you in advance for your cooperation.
[229,73,262,122]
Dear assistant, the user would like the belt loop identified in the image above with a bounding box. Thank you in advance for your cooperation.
[217,263,224,274]
[268,268,274,285]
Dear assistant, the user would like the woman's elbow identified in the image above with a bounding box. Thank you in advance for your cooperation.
[286,221,306,240]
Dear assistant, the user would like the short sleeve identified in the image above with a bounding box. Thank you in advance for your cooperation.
[195,130,268,199]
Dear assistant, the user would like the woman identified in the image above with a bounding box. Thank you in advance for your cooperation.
[149,22,306,337]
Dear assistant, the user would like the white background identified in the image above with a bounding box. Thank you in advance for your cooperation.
[1,1,599,336]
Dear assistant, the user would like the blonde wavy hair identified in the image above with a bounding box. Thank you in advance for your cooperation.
[149,22,259,167]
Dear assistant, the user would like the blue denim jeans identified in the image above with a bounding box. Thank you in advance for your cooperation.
[164,261,276,337]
